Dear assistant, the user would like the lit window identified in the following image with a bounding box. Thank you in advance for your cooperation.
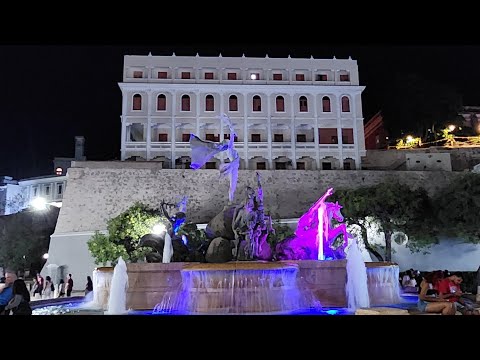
[295,74,305,81]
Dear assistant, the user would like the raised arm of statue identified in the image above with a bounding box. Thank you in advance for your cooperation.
[189,134,229,169]
[307,187,334,214]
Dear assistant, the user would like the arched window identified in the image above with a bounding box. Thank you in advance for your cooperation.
[205,95,215,111]
[341,96,350,112]
[181,95,190,111]
[299,96,308,112]
[229,95,238,111]
[253,95,261,112]
[157,94,166,111]
[133,94,142,110]
[276,96,285,112]
[322,96,331,112]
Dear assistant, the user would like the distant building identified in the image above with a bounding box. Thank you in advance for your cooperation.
[53,136,86,176]
[0,137,86,215]
[459,106,480,134]
[364,111,389,150]
[119,53,366,170]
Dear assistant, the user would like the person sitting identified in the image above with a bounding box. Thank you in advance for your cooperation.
[436,273,479,315]
[417,271,456,315]
[4,279,32,315]
[402,270,419,293]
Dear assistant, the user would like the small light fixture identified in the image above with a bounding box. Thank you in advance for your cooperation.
[152,223,166,235]
[31,197,47,211]
[250,73,257,80]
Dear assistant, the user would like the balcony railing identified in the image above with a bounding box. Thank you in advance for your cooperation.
[126,142,355,151]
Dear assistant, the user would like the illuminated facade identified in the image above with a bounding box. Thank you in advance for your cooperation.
[119,54,366,170]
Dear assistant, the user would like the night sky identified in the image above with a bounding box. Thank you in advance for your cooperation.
[1,44,480,179]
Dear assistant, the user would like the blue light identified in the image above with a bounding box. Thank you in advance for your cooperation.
[325,309,339,315]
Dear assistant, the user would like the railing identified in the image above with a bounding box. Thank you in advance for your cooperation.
[126,142,356,151]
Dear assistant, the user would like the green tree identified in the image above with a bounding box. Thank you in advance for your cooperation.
[0,205,60,273]
[433,173,480,243]
[334,182,435,261]
[87,202,162,265]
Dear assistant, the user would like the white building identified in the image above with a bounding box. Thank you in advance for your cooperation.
[119,54,366,170]
[0,137,84,216]
[0,175,66,216]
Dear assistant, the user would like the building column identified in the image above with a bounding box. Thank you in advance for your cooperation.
[243,91,249,169]
[290,94,296,169]
[267,94,273,169]
[219,93,225,163]
[146,90,152,161]
[351,93,361,169]
[171,91,177,169]
[335,94,344,169]
[120,90,128,161]
[313,93,320,169]
[196,90,200,136]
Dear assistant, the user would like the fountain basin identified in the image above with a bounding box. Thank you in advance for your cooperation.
[365,262,402,306]
[126,260,353,311]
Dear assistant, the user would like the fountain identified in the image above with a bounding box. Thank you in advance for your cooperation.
[152,262,320,314]
[105,256,129,314]
[345,238,370,311]
[123,182,402,314]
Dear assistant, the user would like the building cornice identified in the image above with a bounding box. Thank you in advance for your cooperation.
[118,82,365,95]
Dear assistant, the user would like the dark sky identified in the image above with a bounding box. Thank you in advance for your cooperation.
[1,44,480,179]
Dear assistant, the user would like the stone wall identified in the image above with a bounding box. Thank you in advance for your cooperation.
[364,147,480,171]
[55,161,462,234]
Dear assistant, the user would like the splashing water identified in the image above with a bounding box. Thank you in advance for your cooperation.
[105,257,129,314]
[163,233,173,263]
[367,265,402,306]
[153,263,321,315]
[345,238,370,311]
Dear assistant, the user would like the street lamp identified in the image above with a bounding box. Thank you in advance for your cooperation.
[152,223,166,235]
[31,197,47,211]
[42,253,49,260]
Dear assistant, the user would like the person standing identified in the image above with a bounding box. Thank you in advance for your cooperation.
[85,276,93,296]
[57,279,66,298]
[0,271,17,314]
[66,274,73,297]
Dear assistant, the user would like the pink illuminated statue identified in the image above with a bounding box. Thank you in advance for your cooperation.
[277,187,352,260]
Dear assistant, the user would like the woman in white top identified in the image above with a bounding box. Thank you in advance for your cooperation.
[43,276,53,299]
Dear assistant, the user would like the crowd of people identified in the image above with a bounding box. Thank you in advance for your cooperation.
[0,271,95,315]
[30,273,74,300]
[413,269,480,315]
